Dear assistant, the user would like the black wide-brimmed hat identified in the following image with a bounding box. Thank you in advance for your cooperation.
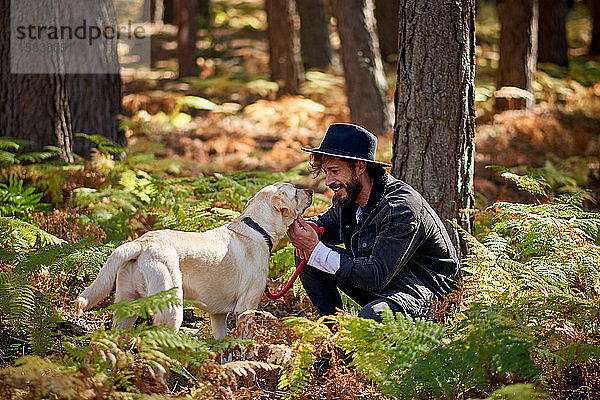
[301,123,392,167]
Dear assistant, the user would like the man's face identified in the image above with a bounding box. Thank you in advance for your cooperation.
[322,157,363,208]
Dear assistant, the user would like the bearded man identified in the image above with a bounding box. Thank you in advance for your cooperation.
[288,123,459,322]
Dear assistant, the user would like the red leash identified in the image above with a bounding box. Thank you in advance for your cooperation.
[265,221,324,300]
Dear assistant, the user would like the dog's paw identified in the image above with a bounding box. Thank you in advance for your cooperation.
[74,297,88,317]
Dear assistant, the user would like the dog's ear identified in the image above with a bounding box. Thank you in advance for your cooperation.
[272,193,295,218]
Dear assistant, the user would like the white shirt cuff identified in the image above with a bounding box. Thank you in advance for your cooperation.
[307,241,340,274]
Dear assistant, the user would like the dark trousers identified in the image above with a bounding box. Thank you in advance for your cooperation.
[297,257,402,323]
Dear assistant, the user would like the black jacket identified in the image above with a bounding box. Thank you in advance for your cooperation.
[312,172,459,319]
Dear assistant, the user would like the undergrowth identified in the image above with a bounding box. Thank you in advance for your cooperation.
[0,133,598,399]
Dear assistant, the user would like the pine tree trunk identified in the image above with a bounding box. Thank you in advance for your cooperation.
[266,0,304,95]
[176,0,198,78]
[590,0,600,54]
[0,0,123,161]
[374,0,400,63]
[496,0,538,110]
[333,0,392,136]
[67,74,124,156]
[297,0,331,70]
[538,0,568,66]
[164,0,176,24]
[197,0,212,28]
[391,0,476,254]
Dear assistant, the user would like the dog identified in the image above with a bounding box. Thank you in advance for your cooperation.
[75,182,313,339]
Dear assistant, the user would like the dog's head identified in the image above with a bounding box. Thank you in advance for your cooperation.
[246,182,313,226]
[270,182,313,223]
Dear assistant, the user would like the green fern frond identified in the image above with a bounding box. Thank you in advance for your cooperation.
[555,343,600,370]
[11,239,111,278]
[0,176,46,217]
[17,146,62,164]
[0,216,64,249]
[283,315,332,342]
[0,150,18,166]
[0,273,35,323]
[0,137,31,151]
[152,200,239,232]
[27,294,62,355]
[118,169,157,204]
[277,341,316,397]
[104,288,181,323]
[488,166,549,198]
[76,133,127,155]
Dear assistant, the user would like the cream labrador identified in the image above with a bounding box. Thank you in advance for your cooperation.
[75,182,313,339]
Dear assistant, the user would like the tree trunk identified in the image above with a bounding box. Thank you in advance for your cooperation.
[197,0,212,28]
[164,0,176,24]
[538,0,568,66]
[333,0,393,136]
[391,0,476,254]
[297,0,331,70]
[176,0,198,78]
[375,0,400,63]
[1,0,123,161]
[67,74,124,156]
[266,0,304,95]
[590,0,600,54]
[496,0,538,110]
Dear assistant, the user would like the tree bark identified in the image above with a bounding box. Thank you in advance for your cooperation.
[496,0,538,110]
[538,0,568,66]
[297,0,331,70]
[375,0,400,63]
[176,0,198,78]
[1,0,123,161]
[67,74,124,156]
[164,0,176,24]
[266,0,304,95]
[197,0,212,28]
[590,0,600,54]
[391,0,476,254]
[333,0,393,136]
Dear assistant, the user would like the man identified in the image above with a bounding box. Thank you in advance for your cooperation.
[288,123,459,322]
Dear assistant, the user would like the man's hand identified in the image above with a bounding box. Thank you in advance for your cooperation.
[287,216,320,260]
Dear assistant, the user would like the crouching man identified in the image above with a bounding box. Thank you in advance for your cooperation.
[288,123,459,322]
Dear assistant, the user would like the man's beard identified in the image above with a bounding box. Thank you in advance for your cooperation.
[330,172,363,208]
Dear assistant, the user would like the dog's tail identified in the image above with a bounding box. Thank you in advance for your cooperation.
[75,241,142,316]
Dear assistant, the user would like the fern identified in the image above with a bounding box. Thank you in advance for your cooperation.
[27,294,62,356]
[335,304,539,399]
[0,216,64,250]
[75,132,126,155]
[0,137,61,167]
[335,307,447,397]
[278,315,332,397]
[0,232,112,355]
[65,290,215,395]
[0,176,46,217]
[151,200,239,232]
[487,166,550,200]
[223,360,280,377]
[554,343,600,370]
[119,169,157,204]
[104,288,182,323]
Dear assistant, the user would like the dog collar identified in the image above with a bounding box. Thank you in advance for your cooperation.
[242,217,273,251]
